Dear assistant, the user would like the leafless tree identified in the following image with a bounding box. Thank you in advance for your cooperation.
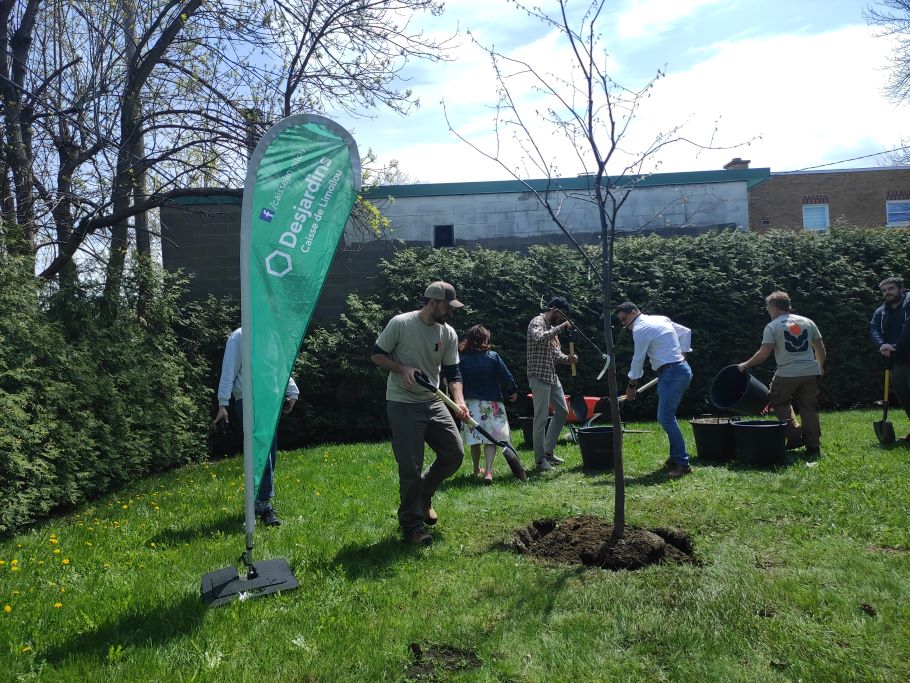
[1,0,449,316]
[446,0,751,538]
[866,0,910,103]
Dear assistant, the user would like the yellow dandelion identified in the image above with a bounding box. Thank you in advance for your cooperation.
[122,505,128,510]
[60,588,65,593]
[61,559,70,566]
[4,605,11,613]
[103,563,111,569]
[154,507,160,512]
[150,543,156,548]
[10,567,18,572]
[50,539,58,545]
[53,602,62,609]
[315,491,320,496]
[0,560,5,566]
[38,561,44,566]
[11,559,17,565]
[53,549,60,555]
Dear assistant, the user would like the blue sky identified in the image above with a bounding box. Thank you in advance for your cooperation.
[335,0,906,183]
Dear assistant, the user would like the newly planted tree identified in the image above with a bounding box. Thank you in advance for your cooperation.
[447,0,750,539]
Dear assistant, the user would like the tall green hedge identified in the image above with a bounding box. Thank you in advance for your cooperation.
[0,259,212,535]
[5,228,907,533]
[289,228,908,443]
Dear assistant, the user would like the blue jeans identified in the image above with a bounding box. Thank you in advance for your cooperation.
[233,399,277,508]
[656,362,692,465]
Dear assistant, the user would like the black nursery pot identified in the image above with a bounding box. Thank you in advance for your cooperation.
[689,417,737,462]
[732,419,788,467]
[578,426,616,469]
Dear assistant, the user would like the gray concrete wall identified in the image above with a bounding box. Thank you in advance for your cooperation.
[364,181,748,248]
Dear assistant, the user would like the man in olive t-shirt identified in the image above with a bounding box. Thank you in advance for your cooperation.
[737,291,826,456]
[371,281,469,545]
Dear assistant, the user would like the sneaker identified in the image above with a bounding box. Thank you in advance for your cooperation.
[545,452,565,465]
[667,463,692,478]
[404,526,432,546]
[483,470,493,485]
[422,499,438,526]
[536,458,553,471]
[259,507,282,526]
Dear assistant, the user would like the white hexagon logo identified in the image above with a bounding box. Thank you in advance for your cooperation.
[265,250,292,277]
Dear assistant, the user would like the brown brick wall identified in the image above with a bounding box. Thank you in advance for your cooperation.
[748,168,910,231]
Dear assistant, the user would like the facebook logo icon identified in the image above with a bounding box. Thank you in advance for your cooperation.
[259,208,274,222]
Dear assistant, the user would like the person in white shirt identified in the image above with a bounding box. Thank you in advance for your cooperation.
[616,302,694,478]
[213,327,299,526]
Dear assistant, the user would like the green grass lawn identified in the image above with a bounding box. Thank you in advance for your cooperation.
[2,409,909,682]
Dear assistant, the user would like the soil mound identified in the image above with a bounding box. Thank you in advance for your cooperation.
[404,642,482,681]
[507,516,697,570]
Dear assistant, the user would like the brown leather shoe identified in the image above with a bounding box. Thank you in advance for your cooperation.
[422,499,438,526]
[404,526,432,546]
[667,463,692,478]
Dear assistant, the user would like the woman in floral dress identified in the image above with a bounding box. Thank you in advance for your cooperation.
[458,325,518,484]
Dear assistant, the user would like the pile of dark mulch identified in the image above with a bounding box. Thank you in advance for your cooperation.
[404,643,482,681]
[507,516,697,570]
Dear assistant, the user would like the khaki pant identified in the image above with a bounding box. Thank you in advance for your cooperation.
[768,374,820,449]
[386,400,464,533]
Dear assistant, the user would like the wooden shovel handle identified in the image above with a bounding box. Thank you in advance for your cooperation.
[618,376,659,402]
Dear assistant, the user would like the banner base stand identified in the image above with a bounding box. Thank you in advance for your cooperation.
[201,557,299,607]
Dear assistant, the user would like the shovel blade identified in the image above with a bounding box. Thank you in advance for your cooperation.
[874,419,896,445]
[502,444,528,481]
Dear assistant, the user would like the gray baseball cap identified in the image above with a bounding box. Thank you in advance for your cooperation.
[424,281,464,308]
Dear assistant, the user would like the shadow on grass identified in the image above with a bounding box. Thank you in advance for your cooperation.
[149,513,243,546]
[41,592,205,667]
[330,535,417,579]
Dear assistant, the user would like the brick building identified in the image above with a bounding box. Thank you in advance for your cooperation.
[748,166,910,231]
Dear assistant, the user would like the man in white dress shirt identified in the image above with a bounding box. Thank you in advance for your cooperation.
[616,302,693,478]
[213,327,299,526]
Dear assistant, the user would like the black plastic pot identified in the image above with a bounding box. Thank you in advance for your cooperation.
[578,426,615,469]
[690,417,737,461]
[709,365,770,415]
[732,419,788,467]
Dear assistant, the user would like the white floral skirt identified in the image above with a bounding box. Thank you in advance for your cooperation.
[463,399,511,446]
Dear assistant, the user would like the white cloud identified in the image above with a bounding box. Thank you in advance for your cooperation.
[616,0,728,40]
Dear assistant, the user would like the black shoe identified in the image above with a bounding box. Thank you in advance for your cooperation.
[259,507,282,526]
[805,447,821,458]
[404,526,432,546]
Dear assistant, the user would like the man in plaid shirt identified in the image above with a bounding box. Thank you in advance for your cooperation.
[527,297,578,470]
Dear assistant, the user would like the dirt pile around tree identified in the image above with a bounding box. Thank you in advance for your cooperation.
[507,516,697,570]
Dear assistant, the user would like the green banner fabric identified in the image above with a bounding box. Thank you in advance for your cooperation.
[240,115,360,499]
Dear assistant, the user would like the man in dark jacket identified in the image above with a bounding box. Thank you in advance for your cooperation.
[871,276,910,439]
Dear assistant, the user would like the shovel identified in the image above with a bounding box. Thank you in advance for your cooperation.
[874,358,896,445]
[414,371,528,481]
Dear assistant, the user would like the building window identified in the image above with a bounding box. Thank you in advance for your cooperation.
[802,205,829,230]
[761,219,771,228]
[433,224,454,247]
[802,194,829,231]
[886,200,910,226]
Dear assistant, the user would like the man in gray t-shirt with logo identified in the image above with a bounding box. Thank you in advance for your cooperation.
[371,281,469,546]
[737,291,827,457]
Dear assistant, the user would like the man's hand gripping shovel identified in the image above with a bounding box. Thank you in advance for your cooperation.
[414,371,528,481]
